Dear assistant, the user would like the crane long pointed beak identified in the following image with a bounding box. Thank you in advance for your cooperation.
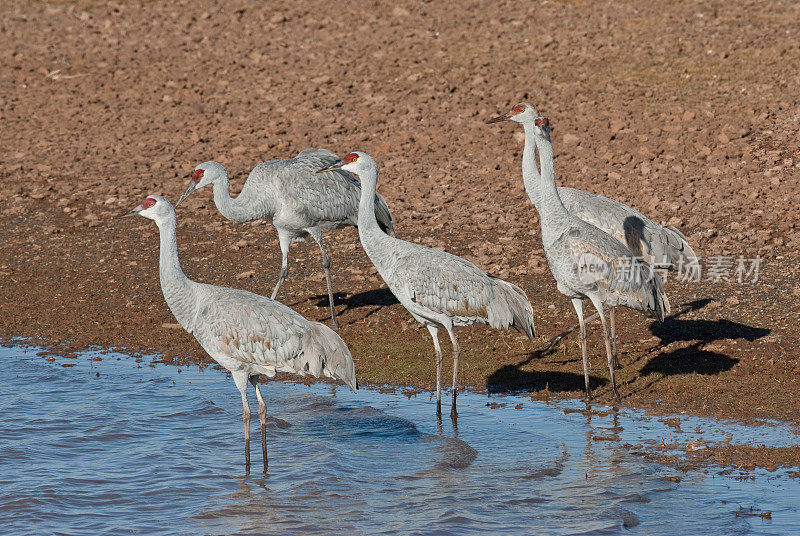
[316,162,344,174]
[116,206,142,218]
[486,111,514,124]
[176,181,198,207]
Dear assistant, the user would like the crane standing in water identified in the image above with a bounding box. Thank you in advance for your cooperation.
[121,195,357,472]
[177,149,395,330]
[521,117,669,400]
[319,152,535,419]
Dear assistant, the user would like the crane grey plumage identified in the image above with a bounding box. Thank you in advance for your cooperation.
[319,152,535,419]
[177,148,395,330]
[518,116,668,400]
[488,103,698,274]
[490,103,694,367]
[122,195,356,472]
[194,287,356,385]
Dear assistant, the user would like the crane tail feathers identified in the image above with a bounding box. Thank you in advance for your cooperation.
[664,224,700,267]
[650,224,699,274]
[307,322,358,391]
[643,265,670,321]
[489,277,536,342]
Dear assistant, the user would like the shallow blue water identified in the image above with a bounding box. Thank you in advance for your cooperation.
[0,344,798,535]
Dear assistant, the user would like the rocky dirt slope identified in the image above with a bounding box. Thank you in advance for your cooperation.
[1,1,799,436]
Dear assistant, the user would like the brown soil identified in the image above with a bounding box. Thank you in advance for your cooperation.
[2,1,800,465]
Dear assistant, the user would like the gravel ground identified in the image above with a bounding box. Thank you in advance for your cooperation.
[2,0,800,465]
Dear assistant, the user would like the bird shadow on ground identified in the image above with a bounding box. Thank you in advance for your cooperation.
[649,298,771,345]
[487,365,607,395]
[640,342,738,377]
[639,298,769,377]
[487,343,607,394]
[311,288,399,313]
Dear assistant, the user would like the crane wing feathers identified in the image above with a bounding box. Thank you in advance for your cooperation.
[288,149,393,230]
[196,287,309,372]
[561,188,651,255]
[295,147,341,167]
[283,149,368,226]
[560,187,697,270]
[374,192,395,235]
[384,243,534,334]
[392,249,491,315]
[562,227,668,318]
[239,148,394,232]
[193,285,356,387]
[291,169,362,225]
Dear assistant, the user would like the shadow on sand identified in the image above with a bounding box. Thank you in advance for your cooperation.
[486,298,771,394]
[640,298,770,377]
[311,288,399,313]
[487,340,608,394]
[640,342,738,376]
[487,365,607,395]
[649,299,771,345]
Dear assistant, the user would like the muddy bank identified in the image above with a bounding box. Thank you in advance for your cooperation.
[1,0,799,452]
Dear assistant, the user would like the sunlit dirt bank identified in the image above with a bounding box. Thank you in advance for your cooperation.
[2,0,799,469]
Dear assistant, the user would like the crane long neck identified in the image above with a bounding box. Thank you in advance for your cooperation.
[521,122,542,208]
[533,133,570,246]
[357,167,390,256]
[212,174,252,222]
[156,215,196,327]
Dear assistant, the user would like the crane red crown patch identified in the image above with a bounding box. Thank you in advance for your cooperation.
[192,169,204,182]
[535,117,549,128]
[512,104,525,115]
[343,153,359,164]
[142,197,157,209]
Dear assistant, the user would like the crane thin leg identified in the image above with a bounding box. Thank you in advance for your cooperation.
[591,298,620,401]
[235,372,251,473]
[571,298,591,400]
[426,325,443,417]
[251,376,268,473]
[312,233,339,330]
[240,391,251,473]
[271,233,291,300]
[609,307,618,369]
[445,327,460,420]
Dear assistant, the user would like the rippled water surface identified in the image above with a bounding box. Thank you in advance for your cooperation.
[1,344,799,535]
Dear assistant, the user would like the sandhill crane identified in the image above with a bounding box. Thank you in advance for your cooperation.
[121,195,357,472]
[176,149,395,330]
[488,103,698,273]
[318,152,535,418]
[489,103,696,365]
[520,116,669,400]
